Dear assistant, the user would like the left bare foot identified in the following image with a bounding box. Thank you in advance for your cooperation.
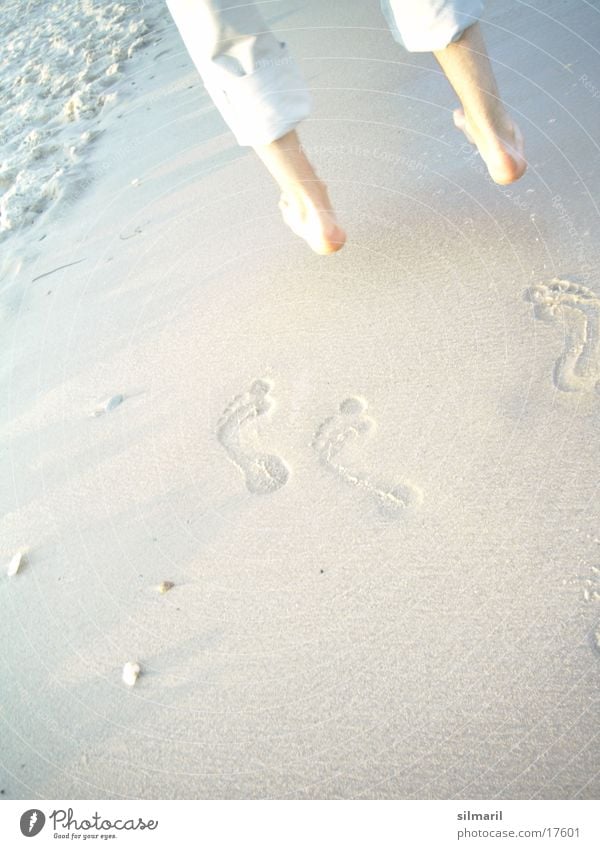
[278,181,346,255]
[454,107,526,185]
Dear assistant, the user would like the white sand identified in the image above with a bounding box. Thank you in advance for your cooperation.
[1,0,600,800]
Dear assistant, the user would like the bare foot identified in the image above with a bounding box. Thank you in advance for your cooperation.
[278,181,346,255]
[454,107,526,185]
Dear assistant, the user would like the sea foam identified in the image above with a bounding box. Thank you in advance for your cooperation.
[0,1,161,238]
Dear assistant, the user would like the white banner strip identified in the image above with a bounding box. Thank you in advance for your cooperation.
[0,800,598,848]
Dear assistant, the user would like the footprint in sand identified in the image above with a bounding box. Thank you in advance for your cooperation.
[312,397,421,518]
[526,278,600,393]
[217,380,289,494]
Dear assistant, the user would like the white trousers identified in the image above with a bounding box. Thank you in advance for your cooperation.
[166,0,484,146]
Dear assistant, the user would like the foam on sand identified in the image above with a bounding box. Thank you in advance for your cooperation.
[0,0,161,238]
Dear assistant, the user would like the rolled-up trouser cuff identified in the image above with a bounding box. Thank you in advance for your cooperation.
[166,0,311,147]
[202,41,311,146]
[381,0,484,52]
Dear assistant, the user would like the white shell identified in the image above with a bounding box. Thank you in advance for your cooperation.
[6,550,26,577]
[156,580,174,594]
[122,661,140,686]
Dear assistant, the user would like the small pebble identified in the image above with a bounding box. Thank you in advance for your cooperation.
[131,177,140,187]
[122,661,140,686]
[93,394,124,417]
[6,550,26,577]
[156,581,174,594]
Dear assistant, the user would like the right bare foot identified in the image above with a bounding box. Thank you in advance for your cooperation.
[454,107,526,185]
[278,181,346,256]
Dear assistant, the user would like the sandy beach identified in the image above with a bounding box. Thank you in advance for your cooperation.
[1,0,600,800]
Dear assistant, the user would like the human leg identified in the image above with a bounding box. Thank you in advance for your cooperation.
[382,1,526,184]
[166,0,345,253]
[254,131,346,255]
[434,22,526,184]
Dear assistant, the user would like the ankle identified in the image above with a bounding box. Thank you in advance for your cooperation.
[281,178,330,208]
[465,104,515,146]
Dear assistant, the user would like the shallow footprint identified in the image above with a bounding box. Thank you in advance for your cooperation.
[312,397,421,518]
[526,278,600,393]
[217,380,289,494]
[244,453,289,494]
[312,396,373,472]
[375,482,422,520]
